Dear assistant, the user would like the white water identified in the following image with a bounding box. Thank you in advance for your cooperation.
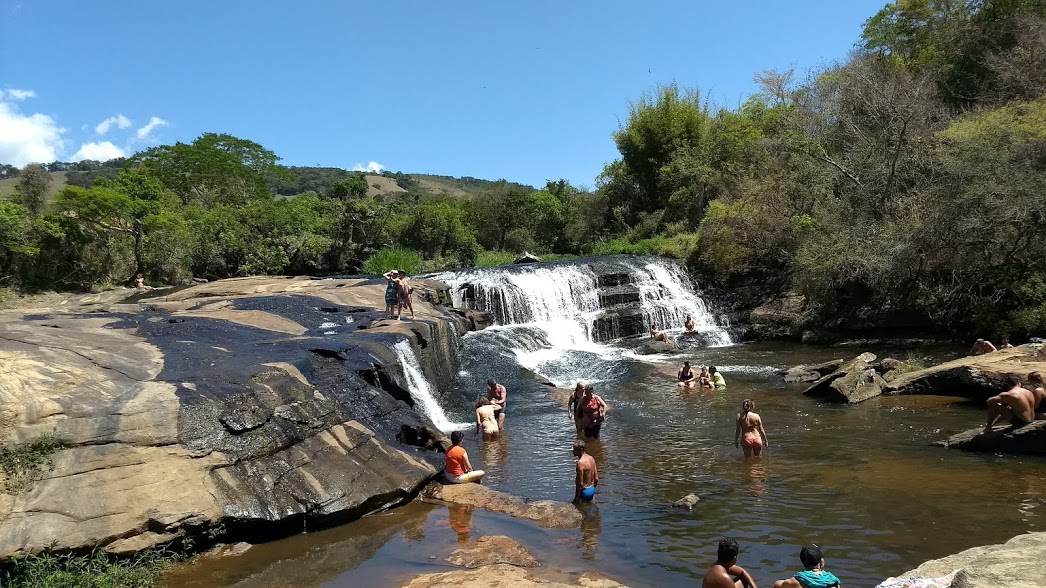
[392,340,470,432]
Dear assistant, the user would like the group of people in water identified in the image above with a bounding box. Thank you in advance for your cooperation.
[678,360,727,390]
[704,539,842,588]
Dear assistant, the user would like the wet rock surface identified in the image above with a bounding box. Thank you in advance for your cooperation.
[420,482,582,529]
[0,276,476,559]
[899,531,1046,588]
[937,421,1046,456]
[446,535,539,568]
[884,344,1046,399]
[401,564,627,588]
[803,352,882,403]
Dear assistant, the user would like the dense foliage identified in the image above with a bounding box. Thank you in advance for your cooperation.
[1,0,1044,338]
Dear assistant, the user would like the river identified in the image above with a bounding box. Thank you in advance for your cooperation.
[164,258,1046,587]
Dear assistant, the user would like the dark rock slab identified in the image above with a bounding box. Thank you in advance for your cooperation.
[634,340,679,355]
[937,421,1046,456]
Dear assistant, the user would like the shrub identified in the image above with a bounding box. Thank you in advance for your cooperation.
[1,548,171,588]
[363,247,423,276]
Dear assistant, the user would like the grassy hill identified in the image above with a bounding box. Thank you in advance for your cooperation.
[0,172,69,202]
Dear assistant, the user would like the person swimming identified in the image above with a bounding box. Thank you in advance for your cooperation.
[572,438,598,504]
[772,544,841,588]
[710,366,727,389]
[735,399,768,457]
[678,361,697,388]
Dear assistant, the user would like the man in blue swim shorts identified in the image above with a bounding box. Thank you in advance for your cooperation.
[572,439,598,504]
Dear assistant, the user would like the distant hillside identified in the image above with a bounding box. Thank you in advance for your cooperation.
[274,167,534,199]
[0,172,70,202]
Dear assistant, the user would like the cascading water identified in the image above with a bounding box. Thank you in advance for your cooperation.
[392,340,469,432]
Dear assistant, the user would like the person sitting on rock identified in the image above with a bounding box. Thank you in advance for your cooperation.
[572,438,598,504]
[702,538,758,588]
[650,325,673,345]
[699,366,713,389]
[984,376,1037,432]
[685,314,696,333]
[445,430,485,484]
[678,361,698,389]
[772,544,841,588]
[133,273,154,291]
[710,366,727,389]
[970,338,998,356]
[1030,372,1046,420]
[1000,336,1014,349]
[486,379,507,430]
[475,396,500,440]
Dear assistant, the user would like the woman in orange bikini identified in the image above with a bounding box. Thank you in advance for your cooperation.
[734,399,768,458]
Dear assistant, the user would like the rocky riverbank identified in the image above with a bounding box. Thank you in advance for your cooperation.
[891,531,1046,588]
[0,276,481,560]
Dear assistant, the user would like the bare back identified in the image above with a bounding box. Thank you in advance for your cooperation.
[576,453,597,488]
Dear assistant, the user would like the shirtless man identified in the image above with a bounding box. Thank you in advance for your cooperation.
[397,270,415,319]
[133,274,154,291]
[486,379,507,430]
[650,325,672,344]
[735,399,768,457]
[970,338,998,356]
[475,396,500,440]
[678,361,698,389]
[572,439,599,505]
[1028,372,1046,420]
[685,314,696,333]
[702,538,758,588]
[1000,336,1014,349]
[984,376,1037,432]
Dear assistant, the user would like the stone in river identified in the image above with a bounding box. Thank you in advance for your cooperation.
[634,340,679,355]
[937,420,1046,456]
[803,352,877,401]
[421,482,582,529]
[672,494,700,510]
[446,535,538,568]
[899,531,1046,588]
[401,564,628,588]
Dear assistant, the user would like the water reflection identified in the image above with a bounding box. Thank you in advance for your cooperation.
[743,459,771,499]
[578,506,603,559]
[447,504,474,545]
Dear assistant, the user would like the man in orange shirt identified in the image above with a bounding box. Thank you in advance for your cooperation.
[445,431,485,484]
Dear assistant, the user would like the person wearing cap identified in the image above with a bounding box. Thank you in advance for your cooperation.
[772,544,841,588]
[702,538,758,588]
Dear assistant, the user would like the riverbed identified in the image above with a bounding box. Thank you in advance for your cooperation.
[165,339,1046,587]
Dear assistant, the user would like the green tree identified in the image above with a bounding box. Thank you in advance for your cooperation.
[328,173,369,199]
[15,164,52,218]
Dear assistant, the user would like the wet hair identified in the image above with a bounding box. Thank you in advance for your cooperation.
[450,431,463,445]
[575,380,587,391]
[584,384,595,394]
[709,366,718,374]
[573,439,586,452]
[976,338,986,343]
[486,379,497,387]
[717,538,739,563]
[742,399,754,412]
[684,361,691,367]
[1030,372,1045,386]
[476,396,490,408]
[800,544,823,569]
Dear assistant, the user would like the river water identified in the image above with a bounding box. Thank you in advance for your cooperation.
[164,259,1046,587]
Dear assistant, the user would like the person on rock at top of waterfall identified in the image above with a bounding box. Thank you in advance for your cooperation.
[685,315,696,334]
[569,381,587,436]
[579,384,608,439]
[572,438,599,505]
[397,270,415,320]
[650,325,672,345]
[445,430,485,484]
[678,361,697,389]
[382,270,401,319]
[475,396,500,440]
[486,379,507,430]
[735,399,768,458]
[984,375,1037,432]
[710,366,727,389]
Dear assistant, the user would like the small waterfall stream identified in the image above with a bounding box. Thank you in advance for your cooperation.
[392,340,469,432]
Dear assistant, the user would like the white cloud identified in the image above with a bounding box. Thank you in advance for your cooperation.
[71,141,126,162]
[0,89,37,101]
[95,114,132,135]
[136,116,168,140]
[351,161,385,173]
[0,98,65,167]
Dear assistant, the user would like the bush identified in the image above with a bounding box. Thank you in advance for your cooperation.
[475,250,516,267]
[591,233,698,259]
[1,549,171,588]
[363,247,423,276]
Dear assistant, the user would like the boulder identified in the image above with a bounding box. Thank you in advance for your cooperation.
[446,535,539,568]
[826,367,887,404]
[899,531,1046,588]
[421,482,582,529]
[885,345,1046,399]
[803,352,877,400]
[401,564,628,588]
[672,494,700,511]
[936,421,1046,456]
[0,276,474,560]
[634,340,679,355]
[513,252,542,264]
[781,367,821,384]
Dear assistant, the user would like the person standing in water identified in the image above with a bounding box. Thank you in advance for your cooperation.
[702,538,758,588]
[572,439,598,504]
[710,366,727,389]
[678,361,697,389]
[475,396,500,440]
[735,399,768,457]
[568,381,587,436]
[445,430,485,483]
[486,379,507,430]
[579,384,608,439]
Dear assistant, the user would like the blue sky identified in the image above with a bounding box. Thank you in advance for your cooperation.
[1,0,886,187]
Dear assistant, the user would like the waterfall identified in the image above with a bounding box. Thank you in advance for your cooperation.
[430,256,731,347]
[392,340,469,432]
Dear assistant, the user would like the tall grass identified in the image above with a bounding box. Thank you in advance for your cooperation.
[591,233,698,259]
[362,247,423,276]
[1,549,171,588]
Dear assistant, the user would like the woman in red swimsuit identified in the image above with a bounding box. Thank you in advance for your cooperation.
[734,399,768,458]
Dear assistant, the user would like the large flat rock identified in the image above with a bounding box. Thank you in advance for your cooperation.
[937,421,1046,456]
[421,482,582,529]
[401,564,627,588]
[899,532,1046,588]
[885,345,1046,399]
[0,277,474,559]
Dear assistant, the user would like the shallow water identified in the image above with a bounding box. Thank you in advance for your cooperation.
[165,341,1046,587]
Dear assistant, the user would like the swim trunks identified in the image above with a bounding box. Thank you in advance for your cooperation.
[580,485,595,501]
[583,423,601,439]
